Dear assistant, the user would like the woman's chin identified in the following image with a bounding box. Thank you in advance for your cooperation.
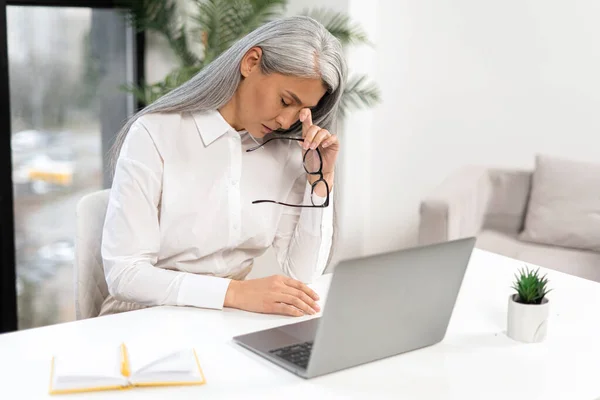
[250,126,269,138]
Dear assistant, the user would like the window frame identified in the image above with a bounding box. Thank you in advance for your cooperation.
[0,0,145,333]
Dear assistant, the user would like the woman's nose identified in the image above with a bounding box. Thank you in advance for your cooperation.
[275,110,299,130]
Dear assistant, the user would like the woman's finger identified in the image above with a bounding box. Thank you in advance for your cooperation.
[303,125,321,150]
[322,134,338,149]
[283,288,320,313]
[274,302,305,317]
[284,277,320,301]
[276,294,316,315]
[300,108,313,139]
[311,129,330,150]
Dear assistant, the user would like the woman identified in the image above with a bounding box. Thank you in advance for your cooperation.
[100,15,347,318]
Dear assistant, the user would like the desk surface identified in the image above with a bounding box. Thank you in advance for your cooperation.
[1,248,600,399]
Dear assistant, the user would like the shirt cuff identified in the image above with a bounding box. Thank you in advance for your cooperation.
[177,274,232,309]
[299,181,334,236]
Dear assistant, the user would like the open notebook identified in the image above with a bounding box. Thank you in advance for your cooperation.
[49,343,206,395]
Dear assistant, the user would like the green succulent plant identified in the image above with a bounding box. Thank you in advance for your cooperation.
[511,266,552,305]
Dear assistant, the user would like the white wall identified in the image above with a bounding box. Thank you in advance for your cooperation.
[336,0,379,259]
[365,0,600,255]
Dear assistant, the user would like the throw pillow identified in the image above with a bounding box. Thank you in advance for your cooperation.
[519,154,600,252]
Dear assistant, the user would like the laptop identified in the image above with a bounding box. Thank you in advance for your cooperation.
[232,237,476,379]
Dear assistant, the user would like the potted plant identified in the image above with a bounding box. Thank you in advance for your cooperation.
[507,266,552,343]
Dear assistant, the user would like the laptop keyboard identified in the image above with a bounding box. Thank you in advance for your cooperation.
[269,341,313,369]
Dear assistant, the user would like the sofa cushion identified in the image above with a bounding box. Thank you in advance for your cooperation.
[483,169,532,233]
[477,230,600,282]
[476,229,521,260]
[519,154,600,252]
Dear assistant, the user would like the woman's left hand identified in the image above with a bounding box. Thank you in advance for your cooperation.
[299,108,338,191]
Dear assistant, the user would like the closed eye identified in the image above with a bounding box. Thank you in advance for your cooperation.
[281,98,291,107]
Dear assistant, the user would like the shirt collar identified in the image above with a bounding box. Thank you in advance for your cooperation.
[191,110,238,147]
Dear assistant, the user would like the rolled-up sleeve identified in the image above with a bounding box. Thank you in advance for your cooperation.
[271,173,334,283]
[101,119,231,309]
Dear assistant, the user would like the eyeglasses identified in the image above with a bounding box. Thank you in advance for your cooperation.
[246,136,330,208]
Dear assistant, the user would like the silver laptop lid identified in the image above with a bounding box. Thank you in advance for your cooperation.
[306,237,476,377]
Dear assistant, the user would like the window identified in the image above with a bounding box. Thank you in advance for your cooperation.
[0,1,144,332]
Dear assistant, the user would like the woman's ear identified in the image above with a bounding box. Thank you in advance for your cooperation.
[240,46,263,78]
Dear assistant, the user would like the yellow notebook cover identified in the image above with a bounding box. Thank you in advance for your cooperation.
[48,343,206,395]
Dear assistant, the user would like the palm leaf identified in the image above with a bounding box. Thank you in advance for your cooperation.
[119,82,148,105]
[118,0,199,66]
[170,24,199,66]
[120,64,204,105]
[193,0,233,64]
[192,0,285,64]
[120,81,165,105]
[339,74,381,117]
[242,0,287,32]
[163,64,205,88]
[301,8,371,46]
[116,0,169,32]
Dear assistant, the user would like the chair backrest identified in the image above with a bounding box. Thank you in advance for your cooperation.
[74,189,111,320]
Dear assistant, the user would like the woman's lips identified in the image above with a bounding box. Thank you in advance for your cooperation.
[262,124,273,133]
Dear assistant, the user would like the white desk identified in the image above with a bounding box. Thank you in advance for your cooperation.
[1,248,600,399]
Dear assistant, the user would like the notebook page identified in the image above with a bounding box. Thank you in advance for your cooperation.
[130,352,204,385]
[51,345,127,391]
[126,342,203,385]
[126,341,182,374]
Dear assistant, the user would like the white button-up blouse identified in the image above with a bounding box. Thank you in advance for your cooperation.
[101,110,334,311]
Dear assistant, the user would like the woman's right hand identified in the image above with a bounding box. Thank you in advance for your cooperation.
[224,275,321,317]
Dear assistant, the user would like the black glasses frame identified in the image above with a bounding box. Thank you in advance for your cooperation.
[246,136,330,208]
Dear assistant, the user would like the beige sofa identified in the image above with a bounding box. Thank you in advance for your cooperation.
[418,165,600,283]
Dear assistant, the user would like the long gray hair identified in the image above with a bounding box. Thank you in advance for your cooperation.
[110,15,347,273]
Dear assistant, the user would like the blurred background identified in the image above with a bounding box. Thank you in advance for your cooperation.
[2,0,600,331]
[6,4,135,329]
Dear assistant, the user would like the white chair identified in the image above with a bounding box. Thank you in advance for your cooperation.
[74,189,111,320]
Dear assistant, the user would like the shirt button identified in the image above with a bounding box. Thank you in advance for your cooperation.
[231,178,238,186]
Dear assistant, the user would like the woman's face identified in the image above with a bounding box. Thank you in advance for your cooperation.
[230,47,327,138]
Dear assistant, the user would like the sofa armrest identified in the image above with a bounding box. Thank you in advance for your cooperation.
[418,166,491,246]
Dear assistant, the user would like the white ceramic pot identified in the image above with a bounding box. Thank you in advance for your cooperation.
[507,294,549,343]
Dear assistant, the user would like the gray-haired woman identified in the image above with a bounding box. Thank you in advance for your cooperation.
[100,15,347,318]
